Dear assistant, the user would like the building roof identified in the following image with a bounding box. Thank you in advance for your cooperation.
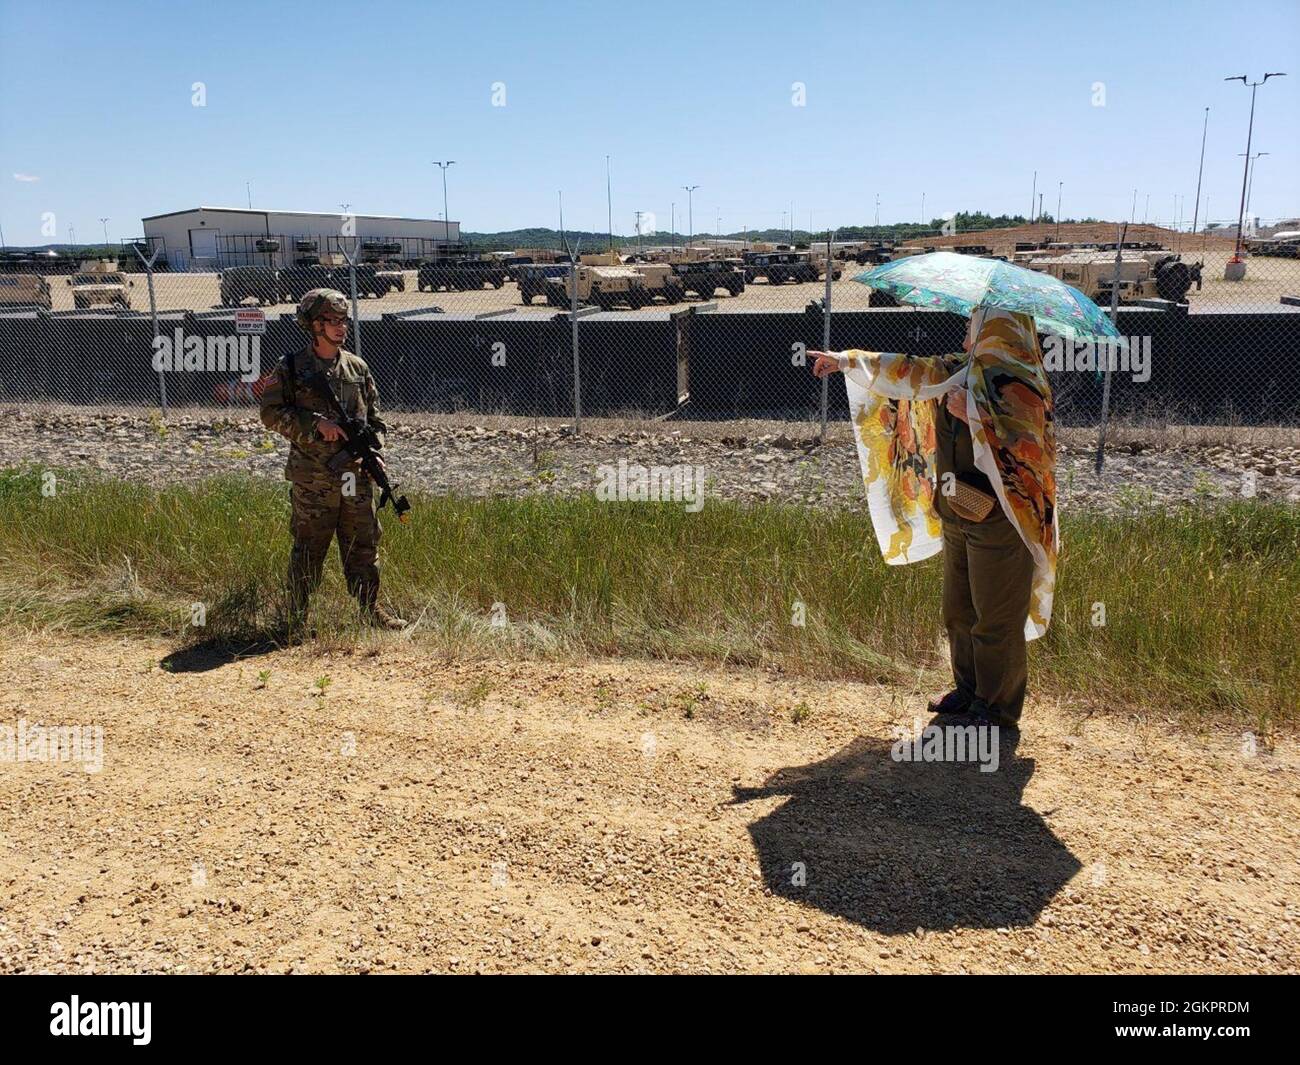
[141,206,453,224]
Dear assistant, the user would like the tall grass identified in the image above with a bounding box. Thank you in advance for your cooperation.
[0,467,1295,730]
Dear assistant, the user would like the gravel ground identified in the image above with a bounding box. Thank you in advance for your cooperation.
[5,407,1300,514]
[0,631,1295,975]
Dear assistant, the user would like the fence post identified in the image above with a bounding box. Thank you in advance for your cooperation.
[133,243,167,419]
[342,242,362,361]
[1094,222,1127,474]
[570,256,581,433]
[819,228,835,440]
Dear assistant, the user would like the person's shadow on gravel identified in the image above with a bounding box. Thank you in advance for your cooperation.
[730,727,1081,934]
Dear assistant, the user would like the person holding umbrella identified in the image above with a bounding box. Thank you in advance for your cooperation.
[806,251,1108,730]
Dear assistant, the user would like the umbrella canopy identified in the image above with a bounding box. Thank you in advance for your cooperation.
[853,251,1121,343]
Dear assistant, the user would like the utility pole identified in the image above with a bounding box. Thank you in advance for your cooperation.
[1130,189,1137,224]
[670,203,675,251]
[1191,107,1209,235]
[606,155,613,252]
[99,217,110,253]
[920,191,925,229]
[1056,182,1063,242]
[1225,72,1286,261]
[1030,170,1037,222]
[246,181,252,209]
[433,160,456,250]
[681,185,699,247]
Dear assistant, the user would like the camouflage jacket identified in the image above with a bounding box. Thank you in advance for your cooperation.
[259,347,388,483]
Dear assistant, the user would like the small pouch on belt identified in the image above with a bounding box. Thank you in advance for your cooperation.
[947,476,997,522]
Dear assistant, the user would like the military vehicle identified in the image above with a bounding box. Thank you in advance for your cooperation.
[417,258,508,292]
[742,250,838,284]
[219,265,279,306]
[628,262,686,304]
[0,273,53,310]
[1027,250,1203,304]
[517,263,573,305]
[842,243,894,265]
[279,264,334,302]
[545,265,649,309]
[952,244,993,256]
[670,259,745,299]
[67,261,133,309]
[373,264,407,293]
[1247,231,1300,258]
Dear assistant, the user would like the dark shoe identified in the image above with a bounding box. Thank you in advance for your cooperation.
[927,689,973,716]
[362,605,409,631]
[970,701,1020,731]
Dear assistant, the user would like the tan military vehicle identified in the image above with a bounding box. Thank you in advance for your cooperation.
[0,273,53,310]
[1026,250,1202,304]
[627,261,686,304]
[67,260,133,310]
[546,263,649,309]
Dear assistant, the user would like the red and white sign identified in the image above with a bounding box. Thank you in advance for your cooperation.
[235,307,266,334]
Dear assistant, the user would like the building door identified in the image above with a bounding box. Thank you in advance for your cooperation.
[189,228,220,268]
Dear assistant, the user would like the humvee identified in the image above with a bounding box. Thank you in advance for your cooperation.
[742,250,835,284]
[0,273,53,310]
[628,262,686,304]
[219,265,279,306]
[279,264,334,302]
[517,264,572,305]
[670,259,745,299]
[417,258,508,292]
[1027,251,1203,304]
[68,261,132,309]
[545,265,649,309]
[344,264,403,298]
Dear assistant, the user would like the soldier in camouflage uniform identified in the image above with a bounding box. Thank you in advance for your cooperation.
[260,288,407,632]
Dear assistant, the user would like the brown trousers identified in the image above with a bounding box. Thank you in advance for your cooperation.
[941,507,1035,724]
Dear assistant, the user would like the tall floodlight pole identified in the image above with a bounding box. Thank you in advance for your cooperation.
[681,185,698,246]
[433,161,456,250]
[670,203,675,250]
[606,155,613,252]
[1056,182,1063,241]
[1030,171,1037,222]
[920,191,926,229]
[1225,72,1286,260]
[99,217,110,252]
[1130,189,1137,223]
[246,181,252,209]
[1191,107,1209,235]
[1240,151,1269,223]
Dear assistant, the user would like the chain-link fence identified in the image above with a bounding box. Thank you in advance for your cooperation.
[1,216,1298,458]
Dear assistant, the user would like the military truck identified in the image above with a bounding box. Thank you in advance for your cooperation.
[743,250,839,284]
[0,273,53,310]
[545,265,649,309]
[1027,250,1203,304]
[628,262,686,304]
[517,263,573,305]
[671,259,745,299]
[67,261,133,309]
[417,258,508,292]
[219,265,279,306]
[346,263,403,298]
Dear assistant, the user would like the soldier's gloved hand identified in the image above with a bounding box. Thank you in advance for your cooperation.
[316,417,345,442]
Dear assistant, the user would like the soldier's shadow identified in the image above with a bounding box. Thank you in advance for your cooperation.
[730,727,1081,934]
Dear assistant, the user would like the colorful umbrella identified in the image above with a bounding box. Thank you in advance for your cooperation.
[852,251,1121,343]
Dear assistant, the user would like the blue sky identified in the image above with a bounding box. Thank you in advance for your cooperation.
[1,0,1297,245]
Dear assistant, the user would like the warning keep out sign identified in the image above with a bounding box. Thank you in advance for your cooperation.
[235,308,266,334]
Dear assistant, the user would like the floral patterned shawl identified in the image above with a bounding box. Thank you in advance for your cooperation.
[836,306,1058,639]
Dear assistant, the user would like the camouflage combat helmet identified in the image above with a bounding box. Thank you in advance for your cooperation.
[296,288,349,332]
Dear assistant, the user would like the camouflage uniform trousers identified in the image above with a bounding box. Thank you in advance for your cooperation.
[288,468,382,615]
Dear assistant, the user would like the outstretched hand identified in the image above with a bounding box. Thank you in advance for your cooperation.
[808,351,841,379]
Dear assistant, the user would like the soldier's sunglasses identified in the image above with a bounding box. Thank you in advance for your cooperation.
[318,314,349,327]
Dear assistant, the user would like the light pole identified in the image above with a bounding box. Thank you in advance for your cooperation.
[1055,182,1063,242]
[99,218,110,255]
[920,191,925,229]
[681,185,698,246]
[1225,72,1286,261]
[246,181,252,209]
[1239,151,1269,226]
[1191,107,1209,235]
[1030,170,1037,223]
[670,203,675,251]
[433,161,456,250]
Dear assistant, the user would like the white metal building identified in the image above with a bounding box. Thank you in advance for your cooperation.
[140,207,459,269]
